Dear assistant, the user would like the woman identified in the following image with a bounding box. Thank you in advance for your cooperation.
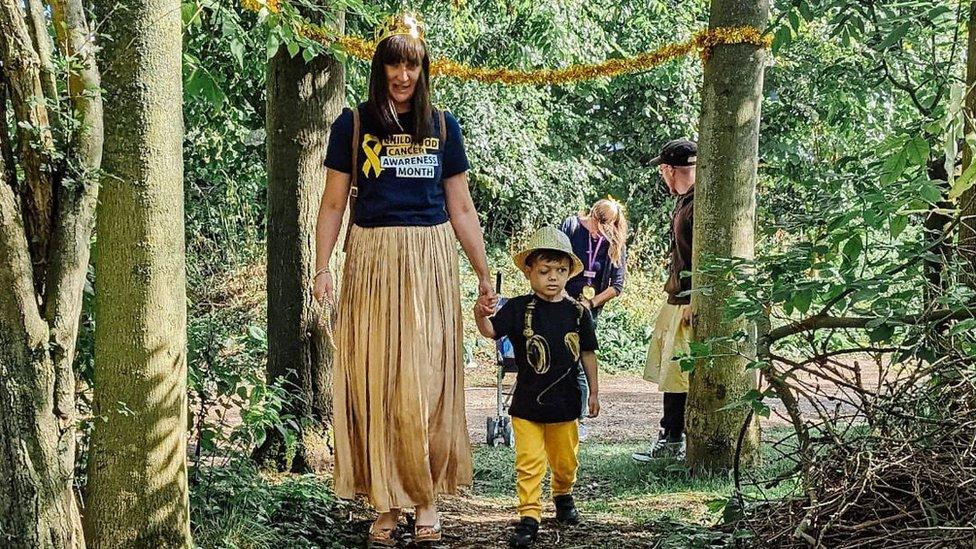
[560,198,628,321]
[312,14,494,545]
[559,198,628,436]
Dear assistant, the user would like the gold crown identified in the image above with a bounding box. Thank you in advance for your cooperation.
[375,13,425,46]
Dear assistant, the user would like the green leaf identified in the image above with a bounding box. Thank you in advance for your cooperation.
[287,39,300,58]
[920,182,943,203]
[229,39,245,67]
[905,137,929,165]
[949,161,976,199]
[948,318,976,336]
[868,324,895,343]
[266,32,281,60]
[185,67,226,107]
[878,21,911,50]
[798,1,814,21]
[247,325,267,343]
[880,150,907,185]
[706,498,729,514]
[842,235,863,265]
[751,399,771,418]
[793,289,813,314]
[772,25,792,54]
[181,2,200,26]
[889,214,908,238]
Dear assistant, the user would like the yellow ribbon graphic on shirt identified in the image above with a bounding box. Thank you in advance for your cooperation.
[361,134,383,177]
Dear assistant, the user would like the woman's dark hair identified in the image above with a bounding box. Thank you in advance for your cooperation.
[367,35,433,144]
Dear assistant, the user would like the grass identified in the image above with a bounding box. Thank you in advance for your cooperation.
[191,463,359,549]
[190,432,800,548]
[471,428,799,527]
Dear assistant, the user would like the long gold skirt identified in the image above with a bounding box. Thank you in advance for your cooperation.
[333,222,472,512]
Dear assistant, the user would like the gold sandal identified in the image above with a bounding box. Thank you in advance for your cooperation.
[368,509,401,548]
[414,519,442,543]
[367,526,397,547]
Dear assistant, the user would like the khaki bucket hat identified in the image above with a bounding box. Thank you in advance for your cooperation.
[513,226,585,278]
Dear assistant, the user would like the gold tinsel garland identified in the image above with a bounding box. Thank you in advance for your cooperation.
[242,0,771,85]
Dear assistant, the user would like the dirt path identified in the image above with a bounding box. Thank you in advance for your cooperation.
[463,367,796,446]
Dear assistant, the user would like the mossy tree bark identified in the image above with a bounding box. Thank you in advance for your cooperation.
[0,0,101,545]
[85,0,190,545]
[686,0,769,474]
[256,27,345,473]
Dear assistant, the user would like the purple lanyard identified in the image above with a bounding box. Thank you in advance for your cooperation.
[586,234,604,285]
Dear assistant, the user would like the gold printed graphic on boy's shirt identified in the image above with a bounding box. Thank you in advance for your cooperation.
[361,133,441,179]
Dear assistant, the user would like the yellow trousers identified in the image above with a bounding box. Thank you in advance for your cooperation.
[512,418,579,521]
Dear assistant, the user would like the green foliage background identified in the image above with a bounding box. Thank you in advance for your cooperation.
[166,0,976,543]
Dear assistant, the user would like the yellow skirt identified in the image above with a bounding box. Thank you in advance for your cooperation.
[643,301,691,393]
[333,222,472,512]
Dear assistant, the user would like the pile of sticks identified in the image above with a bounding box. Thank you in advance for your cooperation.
[744,355,976,548]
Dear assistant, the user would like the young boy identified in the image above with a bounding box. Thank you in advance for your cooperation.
[474,226,601,548]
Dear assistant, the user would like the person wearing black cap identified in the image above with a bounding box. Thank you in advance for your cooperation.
[633,138,697,463]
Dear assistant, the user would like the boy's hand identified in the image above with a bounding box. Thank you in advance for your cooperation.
[474,295,495,318]
[587,393,600,418]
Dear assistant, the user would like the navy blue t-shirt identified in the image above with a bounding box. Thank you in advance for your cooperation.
[560,216,627,318]
[324,105,470,227]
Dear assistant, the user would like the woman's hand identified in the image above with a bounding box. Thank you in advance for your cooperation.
[681,305,693,327]
[475,277,497,317]
[313,272,335,305]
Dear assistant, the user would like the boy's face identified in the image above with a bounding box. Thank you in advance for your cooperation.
[527,257,571,300]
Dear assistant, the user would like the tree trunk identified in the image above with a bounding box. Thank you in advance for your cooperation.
[86,0,189,544]
[960,1,976,289]
[256,36,345,473]
[686,0,769,473]
[0,176,79,549]
[0,0,98,544]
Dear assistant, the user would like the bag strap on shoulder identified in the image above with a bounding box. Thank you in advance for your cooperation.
[439,109,447,149]
[342,107,360,252]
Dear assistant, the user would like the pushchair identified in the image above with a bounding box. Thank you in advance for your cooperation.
[486,272,517,447]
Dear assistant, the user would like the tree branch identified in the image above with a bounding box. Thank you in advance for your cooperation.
[24,0,60,134]
[45,0,103,431]
[0,0,57,291]
[0,173,45,345]
[767,304,976,343]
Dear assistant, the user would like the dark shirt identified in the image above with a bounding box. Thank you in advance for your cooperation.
[560,216,627,318]
[665,189,694,305]
[491,295,598,423]
[323,105,470,227]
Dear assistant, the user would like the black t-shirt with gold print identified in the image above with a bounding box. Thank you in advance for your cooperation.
[491,295,598,423]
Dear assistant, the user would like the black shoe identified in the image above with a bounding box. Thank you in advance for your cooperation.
[554,494,580,525]
[508,517,539,548]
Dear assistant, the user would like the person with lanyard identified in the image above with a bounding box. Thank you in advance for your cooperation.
[560,198,628,439]
[633,138,697,463]
[312,13,494,546]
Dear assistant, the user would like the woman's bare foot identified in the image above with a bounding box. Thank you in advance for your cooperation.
[414,503,441,542]
[371,508,400,532]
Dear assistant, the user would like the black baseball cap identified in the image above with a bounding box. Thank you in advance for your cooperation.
[650,139,698,167]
